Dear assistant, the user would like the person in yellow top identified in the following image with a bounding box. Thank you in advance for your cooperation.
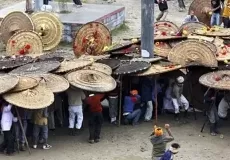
[32,107,52,150]
[222,0,230,28]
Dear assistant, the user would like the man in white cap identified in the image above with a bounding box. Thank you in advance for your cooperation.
[171,76,189,121]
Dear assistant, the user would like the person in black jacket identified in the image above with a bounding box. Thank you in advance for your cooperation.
[73,0,82,6]
[178,0,185,12]
[210,0,223,26]
[155,0,169,21]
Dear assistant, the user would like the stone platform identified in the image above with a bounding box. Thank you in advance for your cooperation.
[0,1,125,42]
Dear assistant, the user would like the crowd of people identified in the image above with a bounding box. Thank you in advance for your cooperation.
[0,73,229,159]
[155,0,230,28]
[0,75,189,156]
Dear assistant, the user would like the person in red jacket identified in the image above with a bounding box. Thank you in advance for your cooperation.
[86,93,105,144]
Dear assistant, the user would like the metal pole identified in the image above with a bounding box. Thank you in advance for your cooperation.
[141,0,154,58]
[25,0,33,13]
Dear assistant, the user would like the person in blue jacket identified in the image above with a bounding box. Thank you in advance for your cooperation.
[141,77,154,122]
[123,90,142,126]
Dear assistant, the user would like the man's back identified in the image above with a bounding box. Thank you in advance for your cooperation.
[151,135,174,157]
[67,87,85,106]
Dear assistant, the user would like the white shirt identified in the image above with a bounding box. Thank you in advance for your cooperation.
[1,104,14,131]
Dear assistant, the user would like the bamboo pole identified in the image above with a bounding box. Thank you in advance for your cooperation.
[154,77,158,125]
[118,75,123,126]
[15,107,31,155]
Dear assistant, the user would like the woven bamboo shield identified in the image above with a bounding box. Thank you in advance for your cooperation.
[194,27,230,37]
[10,61,60,75]
[0,55,34,70]
[104,42,133,53]
[39,49,75,61]
[136,61,182,76]
[199,70,230,90]
[73,22,112,57]
[0,75,19,94]
[154,42,172,57]
[154,21,179,35]
[96,58,120,70]
[83,63,112,75]
[54,59,93,74]
[11,76,38,92]
[155,35,187,41]
[113,61,151,75]
[185,39,217,54]
[168,40,218,67]
[189,0,211,26]
[6,31,43,56]
[179,22,207,35]
[31,12,63,51]
[0,11,34,44]
[66,70,116,92]
[168,40,183,48]
[3,85,54,109]
[78,54,110,61]
[31,73,70,93]
[213,37,230,61]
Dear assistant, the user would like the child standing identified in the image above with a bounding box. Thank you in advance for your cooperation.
[0,101,17,155]
[150,124,174,160]
[86,93,104,144]
[32,107,52,149]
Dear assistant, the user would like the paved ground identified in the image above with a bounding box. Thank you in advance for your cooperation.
[1,0,229,160]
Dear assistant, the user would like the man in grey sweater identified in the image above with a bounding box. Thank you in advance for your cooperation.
[171,76,189,121]
[66,86,86,136]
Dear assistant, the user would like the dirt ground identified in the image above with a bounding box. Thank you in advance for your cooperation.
[1,112,230,160]
[0,0,230,160]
